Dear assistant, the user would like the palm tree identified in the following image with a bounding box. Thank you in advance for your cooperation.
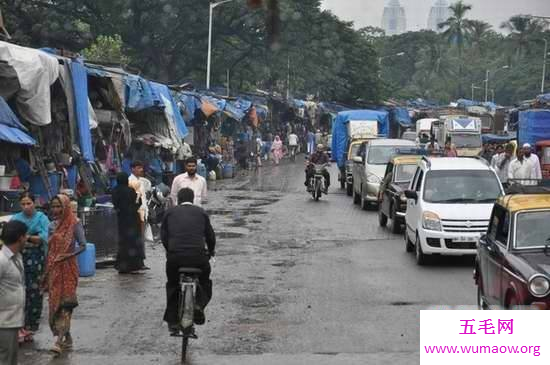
[501,16,546,61]
[467,20,492,55]
[438,1,474,97]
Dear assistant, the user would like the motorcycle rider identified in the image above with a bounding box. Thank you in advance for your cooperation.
[304,144,330,193]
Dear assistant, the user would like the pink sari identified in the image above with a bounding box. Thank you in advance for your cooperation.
[271,136,284,164]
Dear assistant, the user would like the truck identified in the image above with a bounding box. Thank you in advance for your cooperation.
[416,118,439,145]
[331,110,389,196]
[435,115,482,156]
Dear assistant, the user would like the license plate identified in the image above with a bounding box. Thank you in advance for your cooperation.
[452,236,473,243]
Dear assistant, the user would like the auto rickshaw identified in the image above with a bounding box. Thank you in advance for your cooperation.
[536,140,550,179]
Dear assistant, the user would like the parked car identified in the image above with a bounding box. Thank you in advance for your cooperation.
[352,139,416,210]
[378,155,422,234]
[474,189,550,309]
[404,157,504,265]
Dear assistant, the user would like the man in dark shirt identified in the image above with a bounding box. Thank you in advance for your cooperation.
[304,144,331,192]
[161,188,216,334]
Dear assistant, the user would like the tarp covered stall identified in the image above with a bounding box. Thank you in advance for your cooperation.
[0,96,35,145]
[150,82,188,139]
[71,60,94,162]
[124,74,161,112]
[224,98,252,122]
[331,109,389,168]
[481,133,516,144]
[0,41,59,126]
[518,109,550,147]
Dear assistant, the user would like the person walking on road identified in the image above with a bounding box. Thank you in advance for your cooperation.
[161,188,216,334]
[43,194,87,355]
[288,132,299,161]
[112,173,146,274]
[492,144,514,187]
[508,149,536,186]
[11,192,50,342]
[170,157,208,207]
[0,220,28,365]
[522,143,542,181]
[306,130,315,155]
[271,135,284,165]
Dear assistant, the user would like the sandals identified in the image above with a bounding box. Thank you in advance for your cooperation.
[50,334,73,355]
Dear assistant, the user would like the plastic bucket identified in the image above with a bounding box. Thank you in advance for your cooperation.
[222,164,234,179]
[77,243,96,277]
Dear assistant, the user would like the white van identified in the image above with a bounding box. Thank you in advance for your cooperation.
[404,157,504,265]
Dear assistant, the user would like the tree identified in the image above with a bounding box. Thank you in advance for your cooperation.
[439,0,474,97]
[501,16,547,61]
[83,35,130,65]
[467,20,492,56]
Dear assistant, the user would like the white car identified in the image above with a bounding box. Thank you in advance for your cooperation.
[404,157,504,265]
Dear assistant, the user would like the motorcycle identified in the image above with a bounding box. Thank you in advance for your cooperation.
[146,183,170,242]
[307,163,328,201]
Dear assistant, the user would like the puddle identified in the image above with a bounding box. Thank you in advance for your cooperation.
[207,209,267,216]
[271,260,296,268]
[390,301,417,306]
[236,295,281,309]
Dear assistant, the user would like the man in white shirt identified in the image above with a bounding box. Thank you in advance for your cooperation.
[0,220,28,365]
[288,132,299,159]
[491,144,514,186]
[522,143,542,180]
[508,149,536,186]
[170,157,208,207]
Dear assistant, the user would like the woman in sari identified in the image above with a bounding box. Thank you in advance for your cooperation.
[271,135,284,165]
[11,192,50,342]
[112,173,145,274]
[43,194,86,354]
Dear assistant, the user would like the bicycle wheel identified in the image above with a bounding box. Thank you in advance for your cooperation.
[181,334,189,363]
[180,284,195,363]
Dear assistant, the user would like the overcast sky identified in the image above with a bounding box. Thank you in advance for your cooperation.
[321,0,550,32]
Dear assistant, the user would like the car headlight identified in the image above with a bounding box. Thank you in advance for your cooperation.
[422,211,442,231]
[367,174,381,184]
[400,193,407,202]
[529,275,550,298]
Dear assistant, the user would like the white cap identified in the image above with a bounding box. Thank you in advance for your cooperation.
[523,143,531,149]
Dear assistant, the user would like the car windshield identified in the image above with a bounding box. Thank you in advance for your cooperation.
[394,164,417,183]
[515,210,550,249]
[367,146,400,165]
[451,134,481,148]
[423,170,502,203]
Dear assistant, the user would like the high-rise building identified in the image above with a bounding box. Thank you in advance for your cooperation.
[427,0,451,32]
[381,0,407,36]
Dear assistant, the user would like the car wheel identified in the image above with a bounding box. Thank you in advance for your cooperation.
[346,183,353,196]
[353,185,360,205]
[389,204,402,234]
[415,234,429,266]
[405,229,414,253]
[477,285,488,310]
[378,209,388,227]
[360,187,369,211]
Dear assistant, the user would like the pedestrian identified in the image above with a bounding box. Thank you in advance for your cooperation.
[129,161,149,231]
[236,139,248,169]
[271,135,284,165]
[0,220,28,365]
[288,131,299,160]
[112,173,146,274]
[443,140,457,157]
[10,192,50,342]
[255,138,263,167]
[307,130,315,155]
[42,194,87,354]
[314,129,323,147]
[508,149,536,186]
[492,143,514,187]
[161,188,216,334]
[522,143,542,181]
[170,157,208,207]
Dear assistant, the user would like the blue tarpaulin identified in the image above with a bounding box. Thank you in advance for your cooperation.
[175,92,202,123]
[331,110,390,168]
[390,107,412,128]
[481,133,516,144]
[0,97,36,146]
[202,96,226,111]
[518,109,550,146]
[224,98,252,121]
[537,93,550,104]
[125,74,161,112]
[71,60,94,162]
[150,82,189,138]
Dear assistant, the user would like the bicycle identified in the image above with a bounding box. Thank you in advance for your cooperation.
[289,145,298,162]
[171,267,202,363]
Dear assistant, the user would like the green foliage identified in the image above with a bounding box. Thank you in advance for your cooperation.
[0,0,383,103]
[83,35,130,65]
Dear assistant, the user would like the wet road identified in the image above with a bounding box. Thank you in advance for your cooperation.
[21,160,476,365]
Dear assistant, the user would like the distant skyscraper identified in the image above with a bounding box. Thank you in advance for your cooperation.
[381,0,407,36]
[428,0,451,32]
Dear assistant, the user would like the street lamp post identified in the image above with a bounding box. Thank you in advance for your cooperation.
[471,84,483,101]
[542,39,548,93]
[484,65,509,102]
[207,0,237,90]
[378,52,405,78]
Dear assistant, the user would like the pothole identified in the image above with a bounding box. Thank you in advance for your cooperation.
[207,209,267,216]
[390,301,417,306]
[218,232,246,239]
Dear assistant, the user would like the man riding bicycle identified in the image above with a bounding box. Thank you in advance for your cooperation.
[161,188,216,334]
[288,132,299,160]
[304,144,331,193]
